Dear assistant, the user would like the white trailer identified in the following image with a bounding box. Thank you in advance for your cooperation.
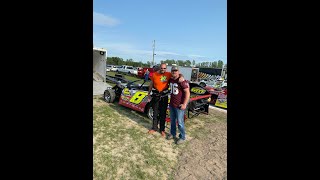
[93,47,112,95]
[166,66,200,82]
[93,47,107,82]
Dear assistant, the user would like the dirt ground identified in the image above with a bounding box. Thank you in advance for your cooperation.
[173,111,227,180]
[93,96,227,180]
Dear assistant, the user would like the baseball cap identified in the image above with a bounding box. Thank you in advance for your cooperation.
[171,66,179,71]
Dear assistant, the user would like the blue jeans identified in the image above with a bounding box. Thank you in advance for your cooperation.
[144,75,149,81]
[169,105,186,140]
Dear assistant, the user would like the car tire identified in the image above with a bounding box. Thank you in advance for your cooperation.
[104,89,116,103]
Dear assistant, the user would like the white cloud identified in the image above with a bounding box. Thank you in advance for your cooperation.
[93,12,120,27]
[155,51,180,56]
[188,54,206,58]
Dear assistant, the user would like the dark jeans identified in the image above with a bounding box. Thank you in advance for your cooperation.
[151,95,168,132]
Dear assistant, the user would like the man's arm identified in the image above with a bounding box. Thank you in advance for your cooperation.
[180,87,190,110]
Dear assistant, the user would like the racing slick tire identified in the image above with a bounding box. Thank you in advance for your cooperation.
[104,89,116,103]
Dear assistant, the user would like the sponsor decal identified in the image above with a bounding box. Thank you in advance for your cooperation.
[160,75,167,82]
[215,93,227,108]
[123,88,130,95]
[191,87,206,94]
[121,96,130,101]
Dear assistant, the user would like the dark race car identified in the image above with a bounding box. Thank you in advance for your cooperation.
[104,79,211,122]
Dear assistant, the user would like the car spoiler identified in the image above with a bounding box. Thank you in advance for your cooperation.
[106,74,132,84]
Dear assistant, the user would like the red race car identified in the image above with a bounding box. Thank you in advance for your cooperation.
[104,79,212,122]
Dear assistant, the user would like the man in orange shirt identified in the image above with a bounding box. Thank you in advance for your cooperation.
[147,63,184,137]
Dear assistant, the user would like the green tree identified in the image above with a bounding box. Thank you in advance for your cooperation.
[217,60,224,68]
[211,61,217,68]
[177,60,185,66]
[192,60,196,66]
[185,60,191,67]
[106,57,124,65]
[126,59,134,66]
[169,59,175,65]
[106,57,113,65]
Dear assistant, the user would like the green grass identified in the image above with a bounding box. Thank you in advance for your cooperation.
[93,98,226,180]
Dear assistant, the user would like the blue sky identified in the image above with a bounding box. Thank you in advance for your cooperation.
[93,0,227,64]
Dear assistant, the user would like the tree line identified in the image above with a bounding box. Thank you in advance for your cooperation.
[106,57,148,67]
[107,57,226,68]
[160,59,225,68]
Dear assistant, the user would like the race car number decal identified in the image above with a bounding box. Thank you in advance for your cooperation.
[123,88,130,95]
[191,87,206,94]
[129,91,148,104]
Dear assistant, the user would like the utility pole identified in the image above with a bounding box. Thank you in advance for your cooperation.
[152,40,156,66]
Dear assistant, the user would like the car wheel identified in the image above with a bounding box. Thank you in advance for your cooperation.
[199,82,206,87]
[104,89,116,103]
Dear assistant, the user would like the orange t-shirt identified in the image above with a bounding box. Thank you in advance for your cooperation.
[150,72,172,92]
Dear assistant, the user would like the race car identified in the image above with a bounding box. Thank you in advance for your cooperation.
[204,85,227,108]
[103,79,212,122]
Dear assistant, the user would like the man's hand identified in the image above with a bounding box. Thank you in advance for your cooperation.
[178,76,185,82]
[180,104,187,110]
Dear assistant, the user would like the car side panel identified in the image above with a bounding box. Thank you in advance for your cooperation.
[118,88,149,112]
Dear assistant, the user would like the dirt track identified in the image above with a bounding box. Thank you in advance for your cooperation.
[173,111,227,180]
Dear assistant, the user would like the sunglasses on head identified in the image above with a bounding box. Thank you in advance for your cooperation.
[171,70,178,72]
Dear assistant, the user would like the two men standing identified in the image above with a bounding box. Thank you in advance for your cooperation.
[147,64,190,144]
